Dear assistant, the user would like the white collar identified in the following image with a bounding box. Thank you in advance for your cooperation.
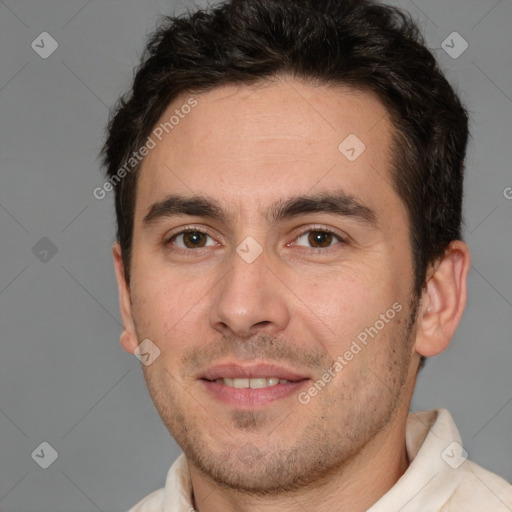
[156,409,509,511]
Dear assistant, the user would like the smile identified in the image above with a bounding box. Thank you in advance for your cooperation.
[214,377,290,388]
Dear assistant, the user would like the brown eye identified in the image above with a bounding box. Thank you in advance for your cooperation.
[295,229,343,249]
[170,230,214,249]
[183,231,207,248]
[308,231,333,248]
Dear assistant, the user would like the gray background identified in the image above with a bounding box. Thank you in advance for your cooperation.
[0,0,511,511]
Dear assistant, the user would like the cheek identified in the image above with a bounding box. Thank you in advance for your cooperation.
[291,265,399,356]
[130,266,206,340]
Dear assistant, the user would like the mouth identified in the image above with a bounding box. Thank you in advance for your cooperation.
[199,363,310,408]
[211,377,292,388]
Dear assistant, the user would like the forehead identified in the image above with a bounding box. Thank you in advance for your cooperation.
[135,78,403,223]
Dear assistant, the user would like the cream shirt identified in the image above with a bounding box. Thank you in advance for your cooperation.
[127,409,512,511]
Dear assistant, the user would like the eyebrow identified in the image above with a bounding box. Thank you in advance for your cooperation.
[142,192,378,229]
[143,195,226,227]
[269,192,377,227]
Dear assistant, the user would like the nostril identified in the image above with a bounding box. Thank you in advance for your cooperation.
[254,321,271,328]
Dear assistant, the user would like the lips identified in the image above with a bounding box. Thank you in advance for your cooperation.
[199,363,310,408]
[200,363,309,382]
[215,377,289,389]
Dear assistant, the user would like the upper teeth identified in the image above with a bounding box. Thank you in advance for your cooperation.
[215,377,290,388]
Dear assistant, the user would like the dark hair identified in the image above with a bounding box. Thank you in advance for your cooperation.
[102,0,468,301]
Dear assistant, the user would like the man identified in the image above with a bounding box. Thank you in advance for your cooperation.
[101,0,512,510]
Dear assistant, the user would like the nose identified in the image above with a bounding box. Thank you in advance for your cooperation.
[209,245,291,339]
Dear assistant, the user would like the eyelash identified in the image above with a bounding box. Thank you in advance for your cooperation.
[164,225,348,254]
[164,227,218,253]
[292,225,347,252]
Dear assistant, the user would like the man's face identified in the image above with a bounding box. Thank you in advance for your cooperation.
[120,78,420,492]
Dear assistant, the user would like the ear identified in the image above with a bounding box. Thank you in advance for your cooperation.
[112,242,139,354]
[414,240,471,357]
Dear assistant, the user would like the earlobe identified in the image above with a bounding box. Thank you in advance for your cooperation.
[414,240,471,358]
[120,328,137,354]
[112,243,139,354]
